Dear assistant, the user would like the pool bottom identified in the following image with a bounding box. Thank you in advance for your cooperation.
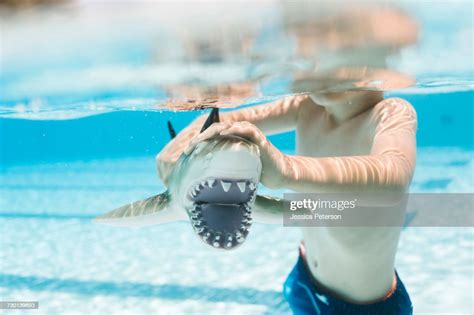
[0,147,473,314]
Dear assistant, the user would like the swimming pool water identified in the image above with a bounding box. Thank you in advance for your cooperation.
[0,89,473,314]
[1,138,473,314]
[1,1,473,314]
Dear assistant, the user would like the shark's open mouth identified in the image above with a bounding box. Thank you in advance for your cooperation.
[187,178,257,249]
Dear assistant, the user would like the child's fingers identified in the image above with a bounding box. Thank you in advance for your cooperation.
[195,123,230,143]
[184,122,231,155]
[183,143,195,156]
[219,126,248,138]
[220,122,262,143]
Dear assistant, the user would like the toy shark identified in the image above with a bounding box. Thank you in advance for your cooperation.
[94,108,282,250]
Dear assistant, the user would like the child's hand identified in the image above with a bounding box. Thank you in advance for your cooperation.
[184,121,266,153]
[184,121,288,189]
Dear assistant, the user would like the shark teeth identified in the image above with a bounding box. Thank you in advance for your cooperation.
[186,179,256,249]
[203,232,212,242]
[235,231,245,243]
[250,193,256,203]
[188,202,252,250]
[195,227,205,233]
[189,179,258,201]
[221,181,232,192]
[207,179,215,187]
[249,182,256,191]
[236,181,246,193]
[213,235,222,247]
[193,220,204,228]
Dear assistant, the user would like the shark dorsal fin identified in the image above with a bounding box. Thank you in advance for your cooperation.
[167,120,177,139]
[200,108,220,133]
[167,107,220,139]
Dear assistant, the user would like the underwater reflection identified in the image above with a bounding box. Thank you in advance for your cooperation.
[0,0,65,8]
[162,81,259,111]
[281,2,418,57]
[161,1,418,109]
[292,67,416,94]
[1,1,420,113]
[280,1,418,95]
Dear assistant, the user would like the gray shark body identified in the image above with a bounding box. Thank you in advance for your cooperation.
[94,109,278,250]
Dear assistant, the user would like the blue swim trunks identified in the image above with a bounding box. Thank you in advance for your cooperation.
[283,248,413,315]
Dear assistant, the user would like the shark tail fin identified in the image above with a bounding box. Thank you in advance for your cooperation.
[93,191,176,227]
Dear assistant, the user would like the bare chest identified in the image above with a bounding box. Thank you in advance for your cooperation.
[296,108,375,157]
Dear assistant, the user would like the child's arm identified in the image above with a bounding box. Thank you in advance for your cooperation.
[281,98,417,196]
[156,95,307,184]
[188,98,416,206]
[220,95,308,135]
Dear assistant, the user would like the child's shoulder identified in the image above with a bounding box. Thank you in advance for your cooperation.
[370,97,417,134]
[372,97,417,120]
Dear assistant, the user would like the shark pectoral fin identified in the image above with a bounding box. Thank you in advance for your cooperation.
[252,194,286,224]
[93,191,180,228]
